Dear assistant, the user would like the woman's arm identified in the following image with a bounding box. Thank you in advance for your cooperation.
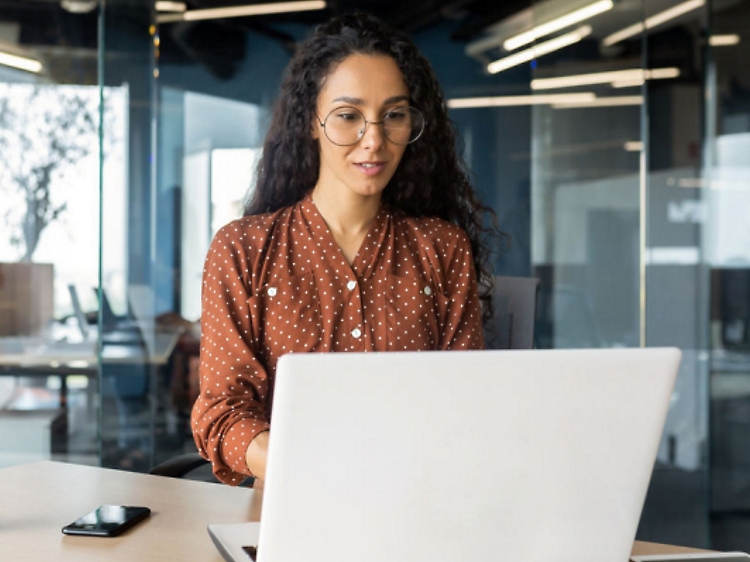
[191,222,271,485]
[245,430,269,482]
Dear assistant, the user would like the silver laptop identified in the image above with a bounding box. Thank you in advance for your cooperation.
[209,347,681,562]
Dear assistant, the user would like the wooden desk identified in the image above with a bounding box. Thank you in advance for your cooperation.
[0,461,707,562]
[0,461,261,562]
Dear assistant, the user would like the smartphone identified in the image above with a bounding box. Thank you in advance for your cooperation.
[62,505,151,537]
[631,553,750,562]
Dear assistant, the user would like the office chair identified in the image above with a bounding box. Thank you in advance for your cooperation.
[150,452,215,479]
[150,451,255,485]
[487,275,540,349]
[151,276,540,480]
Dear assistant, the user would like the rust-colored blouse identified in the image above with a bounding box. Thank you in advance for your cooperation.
[192,193,484,485]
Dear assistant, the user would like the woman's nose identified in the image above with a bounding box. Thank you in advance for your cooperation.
[359,120,386,150]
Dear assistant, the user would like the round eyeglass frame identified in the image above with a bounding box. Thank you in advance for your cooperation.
[316,106,425,147]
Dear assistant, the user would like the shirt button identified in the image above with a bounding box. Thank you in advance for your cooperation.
[267,287,277,297]
[346,280,357,291]
[351,328,362,339]
[423,286,432,296]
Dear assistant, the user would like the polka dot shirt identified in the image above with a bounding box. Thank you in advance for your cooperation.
[191,192,484,485]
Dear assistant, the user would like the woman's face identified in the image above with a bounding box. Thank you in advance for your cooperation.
[312,53,410,202]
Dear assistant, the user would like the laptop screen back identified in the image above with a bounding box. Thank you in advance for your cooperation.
[259,348,680,562]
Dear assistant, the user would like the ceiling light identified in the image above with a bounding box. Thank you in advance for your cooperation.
[624,141,644,151]
[504,0,613,51]
[531,67,680,89]
[448,93,597,109]
[709,34,740,46]
[157,0,326,23]
[60,0,97,13]
[487,25,592,74]
[648,67,681,79]
[155,1,187,12]
[0,41,43,73]
[612,79,644,88]
[602,0,705,47]
[553,95,643,108]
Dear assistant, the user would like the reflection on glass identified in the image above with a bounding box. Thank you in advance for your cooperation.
[521,0,648,357]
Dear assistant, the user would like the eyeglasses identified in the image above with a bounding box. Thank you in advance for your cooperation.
[317,106,425,147]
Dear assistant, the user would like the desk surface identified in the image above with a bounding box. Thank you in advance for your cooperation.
[0,461,706,562]
[0,331,180,371]
[1,461,260,562]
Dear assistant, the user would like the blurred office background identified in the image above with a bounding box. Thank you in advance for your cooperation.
[0,0,749,550]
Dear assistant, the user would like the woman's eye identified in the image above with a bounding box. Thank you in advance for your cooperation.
[385,110,407,121]
[335,112,360,121]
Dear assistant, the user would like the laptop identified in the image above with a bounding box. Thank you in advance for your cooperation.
[208,347,681,562]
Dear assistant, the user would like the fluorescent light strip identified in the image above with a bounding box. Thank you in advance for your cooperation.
[157,0,326,23]
[553,95,643,108]
[624,141,644,151]
[649,67,681,79]
[603,22,646,46]
[448,93,597,109]
[603,0,705,47]
[667,177,750,190]
[0,50,43,73]
[612,79,644,88]
[155,1,186,12]
[488,25,592,74]
[531,67,680,90]
[504,0,613,51]
[677,178,706,188]
[709,34,740,46]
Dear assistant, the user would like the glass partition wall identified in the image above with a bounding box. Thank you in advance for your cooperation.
[0,1,101,467]
[99,0,296,471]
[704,0,750,550]
[526,0,750,550]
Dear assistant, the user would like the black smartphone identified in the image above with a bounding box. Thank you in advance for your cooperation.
[61,505,151,537]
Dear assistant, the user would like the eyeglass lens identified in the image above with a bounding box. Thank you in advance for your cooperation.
[323,107,424,146]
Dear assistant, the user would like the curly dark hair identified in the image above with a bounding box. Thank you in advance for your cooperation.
[245,12,498,328]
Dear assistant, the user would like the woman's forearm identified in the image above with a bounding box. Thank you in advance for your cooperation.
[246,430,270,482]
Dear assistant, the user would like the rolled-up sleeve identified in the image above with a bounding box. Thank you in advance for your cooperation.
[191,222,270,485]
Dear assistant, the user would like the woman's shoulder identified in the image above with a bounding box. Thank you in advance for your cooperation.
[209,207,296,258]
[212,207,290,249]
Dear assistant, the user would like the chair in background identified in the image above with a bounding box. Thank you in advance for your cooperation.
[488,275,540,350]
[150,451,215,479]
[150,450,255,485]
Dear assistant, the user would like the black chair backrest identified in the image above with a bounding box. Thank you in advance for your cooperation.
[490,275,539,350]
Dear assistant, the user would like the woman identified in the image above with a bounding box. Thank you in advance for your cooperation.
[192,12,496,486]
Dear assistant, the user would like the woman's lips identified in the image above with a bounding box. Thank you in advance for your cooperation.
[354,162,386,176]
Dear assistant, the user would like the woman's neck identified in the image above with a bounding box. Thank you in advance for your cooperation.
[311,186,381,264]
[311,186,380,236]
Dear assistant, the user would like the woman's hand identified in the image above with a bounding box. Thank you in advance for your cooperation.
[246,431,269,483]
